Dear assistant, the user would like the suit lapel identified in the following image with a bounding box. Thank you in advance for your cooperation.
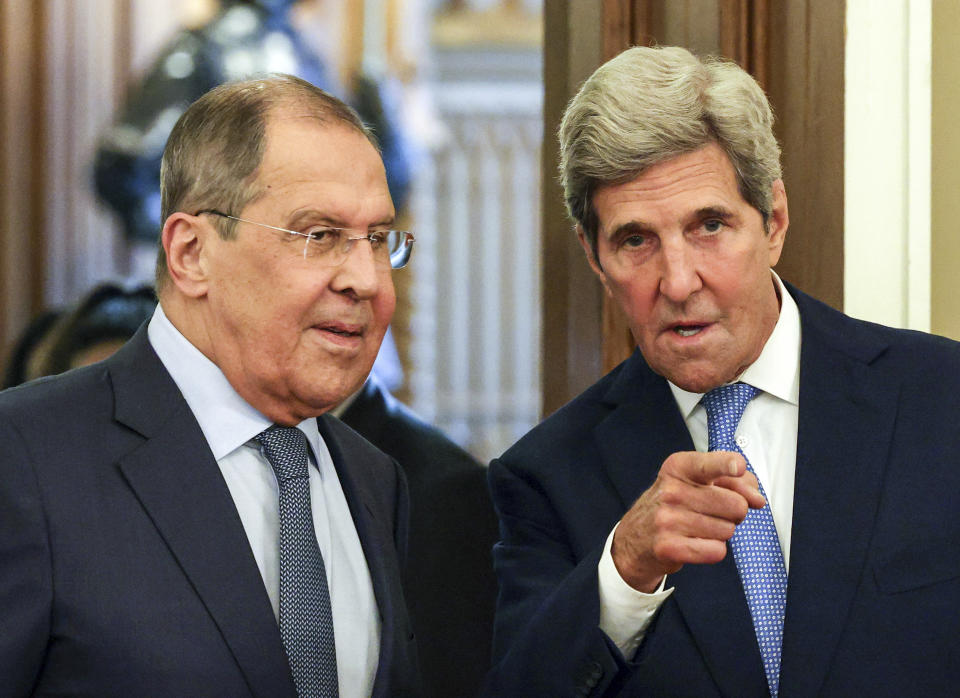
[779,289,898,696]
[318,416,409,698]
[109,330,296,698]
[593,355,693,509]
[594,353,768,697]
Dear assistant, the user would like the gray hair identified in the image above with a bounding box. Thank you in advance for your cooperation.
[156,74,376,291]
[559,45,782,255]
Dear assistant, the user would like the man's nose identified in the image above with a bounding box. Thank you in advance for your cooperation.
[331,237,384,298]
[658,240,702,303]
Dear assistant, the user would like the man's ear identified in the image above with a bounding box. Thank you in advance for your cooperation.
[767,179,789,267]
[162,212,210,299]
[576,225,612,296]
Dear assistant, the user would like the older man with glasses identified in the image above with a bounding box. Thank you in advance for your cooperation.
[0,75,420,698]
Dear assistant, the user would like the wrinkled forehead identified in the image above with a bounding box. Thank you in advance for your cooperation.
[592,144,743,226]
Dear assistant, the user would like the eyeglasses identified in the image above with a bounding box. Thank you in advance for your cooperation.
[196,210,415,269]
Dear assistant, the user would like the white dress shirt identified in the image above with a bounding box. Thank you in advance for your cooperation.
[148,305,380,697]
[598,272,801,657]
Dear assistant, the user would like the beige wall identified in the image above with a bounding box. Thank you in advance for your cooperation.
[932,0,960,340]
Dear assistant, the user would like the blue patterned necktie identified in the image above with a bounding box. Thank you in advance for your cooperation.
[701,383,787,697]
[256,426,339,698]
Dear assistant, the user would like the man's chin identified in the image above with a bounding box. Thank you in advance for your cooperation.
[300,374,368,411]
[655,364,730,394]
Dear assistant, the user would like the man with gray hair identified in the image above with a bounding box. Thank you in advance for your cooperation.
[486,45,960,696]
[0,75,420,696]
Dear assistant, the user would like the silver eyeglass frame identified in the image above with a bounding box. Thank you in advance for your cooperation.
[196,209,414,269]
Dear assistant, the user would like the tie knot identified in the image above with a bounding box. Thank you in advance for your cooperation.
[255,425,309,483]
[701,382,759,450]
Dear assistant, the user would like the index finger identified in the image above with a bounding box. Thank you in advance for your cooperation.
[662,450,746,484]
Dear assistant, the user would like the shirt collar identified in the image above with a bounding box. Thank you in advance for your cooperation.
[147,304,324,466]
[669,271,801,419]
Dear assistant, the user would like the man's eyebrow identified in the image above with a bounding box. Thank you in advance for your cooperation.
[692,205,736,221]
[287,209,395,229]
[370,217,396,229]
[605,220,654,239]
[288,209,338,227]
[603,205,738,237]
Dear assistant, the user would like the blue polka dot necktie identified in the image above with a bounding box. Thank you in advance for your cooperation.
[256,426,339,698]
[702,383,787,697]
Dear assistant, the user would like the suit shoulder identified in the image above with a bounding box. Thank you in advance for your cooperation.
[787,284,960,406]
[880,325,960,389]
[885,324,960,356]
[791,283,960,369]
[498,361,627,467]
[0,364,112,425]
[826,298,960,356]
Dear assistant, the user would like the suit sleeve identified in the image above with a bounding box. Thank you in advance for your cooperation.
[484,456,631,697]
[0,418,53,696]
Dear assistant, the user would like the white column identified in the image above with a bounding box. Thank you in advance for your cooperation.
[844,0,931,331]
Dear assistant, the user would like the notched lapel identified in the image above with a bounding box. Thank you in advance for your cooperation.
[593,355,693,510]
[117,409,296,698]
[320,418,383,530]
[780,293,899,696]
[109,332,296,698]
[318,416,414,698]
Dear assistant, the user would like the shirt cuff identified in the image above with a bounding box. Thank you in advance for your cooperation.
[597,522,675,659]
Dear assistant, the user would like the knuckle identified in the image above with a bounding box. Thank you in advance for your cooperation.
[652,507,674,531]
[658,479,683,505]
[660,452,681,475]
[651,537,676,562]
[662,450,694,476]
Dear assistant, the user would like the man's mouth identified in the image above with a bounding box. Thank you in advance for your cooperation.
[316,322,363,338]
[672,324,707,337]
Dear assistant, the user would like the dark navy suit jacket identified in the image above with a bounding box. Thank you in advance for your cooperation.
[0,328,421,697]
[486,283,960,697]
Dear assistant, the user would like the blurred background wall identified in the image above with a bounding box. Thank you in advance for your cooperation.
[932,0,960,341]
[2,0,959,458]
